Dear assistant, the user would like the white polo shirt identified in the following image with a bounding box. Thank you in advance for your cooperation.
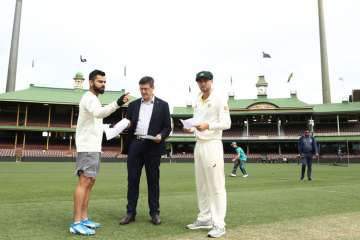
[193,90,231,141]
[135,96,155,136]
[75,91,119,152]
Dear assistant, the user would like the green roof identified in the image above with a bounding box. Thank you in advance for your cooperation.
[172,106,194,116]
[172,95,360,116]
[172,95,312,116]
[228,96,311,109]
[255,75,268,87]
[315,135,360,142]
[74,72,84,79]
[0,85,136,105]
[313,102,360,114]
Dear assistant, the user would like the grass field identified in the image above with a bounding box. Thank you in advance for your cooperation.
[0,162,360,240]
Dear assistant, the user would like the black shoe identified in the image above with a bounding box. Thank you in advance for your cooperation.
[119,214,135,225]
[308,178,312,181]
[150,214,161,225]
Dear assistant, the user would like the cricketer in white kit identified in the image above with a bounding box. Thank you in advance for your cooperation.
[185,71,231,238]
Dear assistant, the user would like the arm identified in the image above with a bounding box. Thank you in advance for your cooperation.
[298,137,303,155]
[232,153,240,161]
[159,102,172,139]
[313,137,319,155]
[208,99,231,131]
[125,102,135,130]
[125,102,133,120]
[86,96,119,119]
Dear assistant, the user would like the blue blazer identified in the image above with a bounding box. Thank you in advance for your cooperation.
[298,135,318,155]
[124,97,172,155]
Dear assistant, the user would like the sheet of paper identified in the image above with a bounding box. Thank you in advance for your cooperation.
[104,118,130,140]
[180,118,200,129]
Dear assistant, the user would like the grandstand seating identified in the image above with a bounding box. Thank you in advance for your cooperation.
[339,122,360,134]
[222,130,243,137]
[0,148,15,157]
[26,116,48,127]
[282,124,307,136]
[48,144,70,150]
[0,115,17,126]
[313,122,360,136]
[248,124,278,136]
[50,122,72,128]
[314,124,338,134]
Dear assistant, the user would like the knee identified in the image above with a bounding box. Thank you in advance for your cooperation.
[128,174,140,184]
[210,188,226,197]
[79,176,92,187]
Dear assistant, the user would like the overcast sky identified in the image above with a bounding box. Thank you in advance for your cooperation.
[1,0,359,110]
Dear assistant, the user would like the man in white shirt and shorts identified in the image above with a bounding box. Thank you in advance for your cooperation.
[70,69,129,236]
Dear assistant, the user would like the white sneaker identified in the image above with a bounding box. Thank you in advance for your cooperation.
[69,223,96,236]
[186,220,212,230]
[243,174,249,178]
[208,226,226,238]
[230,173,236,177]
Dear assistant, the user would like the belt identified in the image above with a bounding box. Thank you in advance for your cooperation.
[135,135,146,141]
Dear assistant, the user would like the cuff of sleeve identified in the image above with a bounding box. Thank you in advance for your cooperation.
[113,101,121,109]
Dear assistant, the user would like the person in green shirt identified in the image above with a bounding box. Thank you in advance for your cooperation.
[230,142,248,177]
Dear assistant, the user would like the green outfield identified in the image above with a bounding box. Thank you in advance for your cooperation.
[0,162,360,240]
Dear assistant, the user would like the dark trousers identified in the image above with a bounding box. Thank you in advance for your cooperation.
[232,159,247,175]
[126,139,160,217]
[300,154,313,179]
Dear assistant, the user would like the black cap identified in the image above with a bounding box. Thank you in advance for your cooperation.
[196,71,213,81]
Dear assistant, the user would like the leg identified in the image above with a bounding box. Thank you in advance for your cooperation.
[144,153,161,217]
[81,178,96,220]
[232,160,240,174]
[73,152,100,223]
[307,155,313,180]
[300,155,307,180]
[239,161,247,175]
[126,141,145,216]
[73,174,92,222]
[194,142,212,222]
[204,141,226,228]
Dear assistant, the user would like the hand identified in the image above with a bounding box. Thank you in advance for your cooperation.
[153,134,162,144]
[195,123,209,132]
[231,158,236,162]
[117,92,130,106]
[315,153,319,157]
[125,119,131,128]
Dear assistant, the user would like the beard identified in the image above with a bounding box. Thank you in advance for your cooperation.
[94,87,105,94]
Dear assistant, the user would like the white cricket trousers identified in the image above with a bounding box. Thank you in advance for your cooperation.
[194,139,226,228]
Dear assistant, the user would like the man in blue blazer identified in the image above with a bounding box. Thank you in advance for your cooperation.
[298,129,318,181]
[119,76,172,225]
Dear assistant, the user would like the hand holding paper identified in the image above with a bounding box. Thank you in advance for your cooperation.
[180,118,200,129]
[195,122,209,131]
[104,118,130,140]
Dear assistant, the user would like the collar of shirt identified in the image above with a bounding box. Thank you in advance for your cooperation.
[141,95,155,104]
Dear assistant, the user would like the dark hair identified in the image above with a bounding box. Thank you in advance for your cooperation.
[139,76,154,88]
[89,70,105,81]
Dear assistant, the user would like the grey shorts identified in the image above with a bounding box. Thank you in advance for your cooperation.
[75,152,101,178]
